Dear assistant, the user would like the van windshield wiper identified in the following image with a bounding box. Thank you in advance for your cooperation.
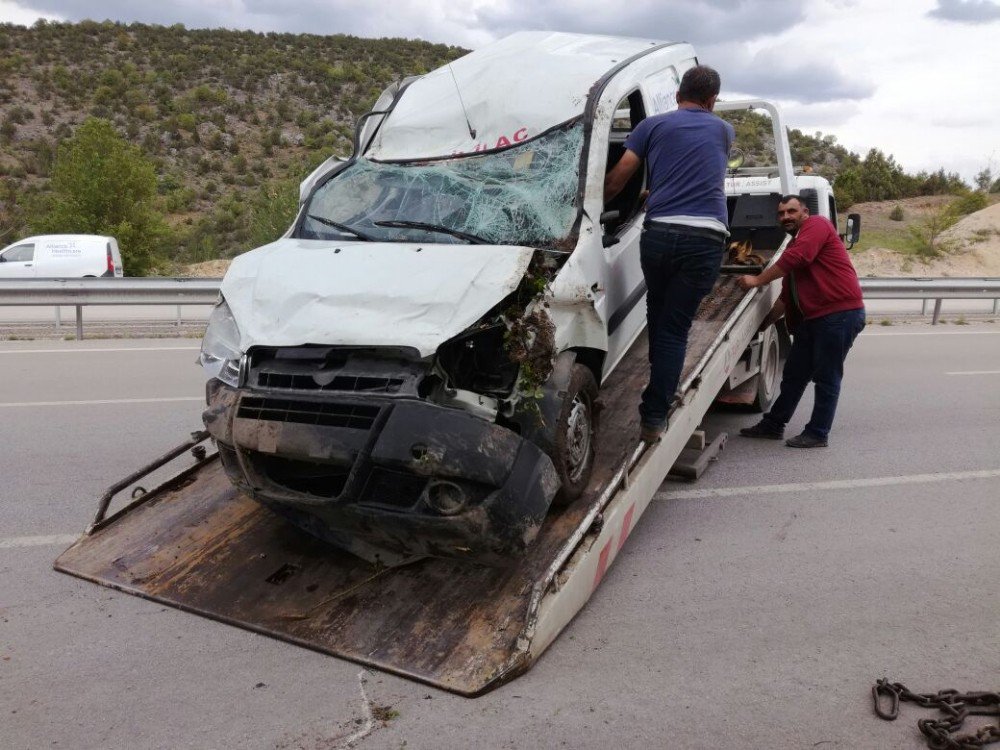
[373,220,489,245]
[305,214,374,241]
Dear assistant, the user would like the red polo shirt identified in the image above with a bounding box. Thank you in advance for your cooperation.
[775,215,864,321]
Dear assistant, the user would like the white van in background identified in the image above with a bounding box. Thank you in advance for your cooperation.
[0,234,124,278]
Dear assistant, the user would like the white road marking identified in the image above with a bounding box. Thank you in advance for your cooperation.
[0,397,202,408]
[0,347,199,354]
[945,370,1000,375]
[862,330,1000,337]
[0,534,78,549]
[655,468,1000,501]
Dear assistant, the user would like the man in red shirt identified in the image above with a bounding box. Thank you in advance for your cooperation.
[736,195,865,447]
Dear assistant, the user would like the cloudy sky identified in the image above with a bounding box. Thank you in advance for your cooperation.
[2,0,998,184]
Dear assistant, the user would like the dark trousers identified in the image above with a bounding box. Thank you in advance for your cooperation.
[639,224,724,428]
[762,307,866,439]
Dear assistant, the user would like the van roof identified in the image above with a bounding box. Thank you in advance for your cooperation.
[10,234,114,244]
[367,31,684,161]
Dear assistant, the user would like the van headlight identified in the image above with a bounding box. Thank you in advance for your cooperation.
[199,299,242,387]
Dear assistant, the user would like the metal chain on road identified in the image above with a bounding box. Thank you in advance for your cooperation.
[873,679,1000,749]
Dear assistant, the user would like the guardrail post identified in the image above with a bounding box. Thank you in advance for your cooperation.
[54,306,61,329]
[176,304,182,327]
[75,305,83,340]
[931,299,942,325]
[921,299,928,316]
[993,298,999,316]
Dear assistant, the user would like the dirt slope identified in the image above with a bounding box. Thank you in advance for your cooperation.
[851,197,1000,277]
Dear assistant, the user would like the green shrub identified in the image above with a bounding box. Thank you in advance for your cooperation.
[949,191,987,217]
[29,117,171,275]
[888,205,904,221]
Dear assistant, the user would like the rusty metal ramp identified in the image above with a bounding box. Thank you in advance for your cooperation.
[56,455,577,696]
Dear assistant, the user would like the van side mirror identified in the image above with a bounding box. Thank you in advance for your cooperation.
[843,213,861,249]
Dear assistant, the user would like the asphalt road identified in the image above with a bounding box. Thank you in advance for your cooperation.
[1,326,998,749]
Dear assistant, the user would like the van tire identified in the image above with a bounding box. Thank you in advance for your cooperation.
[550,364,598,506]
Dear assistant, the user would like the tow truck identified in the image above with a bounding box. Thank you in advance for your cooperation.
[55,32,858,696]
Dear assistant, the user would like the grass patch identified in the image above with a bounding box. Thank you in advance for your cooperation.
[879,319,893,326]
[851,228,913,254]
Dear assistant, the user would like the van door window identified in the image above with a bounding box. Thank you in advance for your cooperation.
[1,243,34,262]
[603,90,647,234]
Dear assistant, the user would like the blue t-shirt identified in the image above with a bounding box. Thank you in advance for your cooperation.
[624,108,735,226]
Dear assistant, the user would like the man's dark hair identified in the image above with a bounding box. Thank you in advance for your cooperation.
[678,65,722,104]
[778,194,809,212]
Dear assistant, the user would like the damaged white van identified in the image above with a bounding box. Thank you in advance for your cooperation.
[201,32,699,564]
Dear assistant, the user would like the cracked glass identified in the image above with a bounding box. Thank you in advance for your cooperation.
[298,122,583,249]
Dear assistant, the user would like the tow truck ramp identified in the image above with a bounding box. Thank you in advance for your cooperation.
[55,276,779,696]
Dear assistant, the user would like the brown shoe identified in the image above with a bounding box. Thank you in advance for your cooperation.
[640,423,664,445]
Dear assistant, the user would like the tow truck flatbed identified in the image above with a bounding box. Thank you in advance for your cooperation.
[55,271,780,696]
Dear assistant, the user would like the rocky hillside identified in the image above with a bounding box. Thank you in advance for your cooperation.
[0,21,463,260]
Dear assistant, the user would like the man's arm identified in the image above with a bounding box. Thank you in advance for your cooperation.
[604,150,641,203]
[737,262,787,290]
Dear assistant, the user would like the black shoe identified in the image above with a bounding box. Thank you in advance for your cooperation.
[785,432,828,448]
[739,421,784,440]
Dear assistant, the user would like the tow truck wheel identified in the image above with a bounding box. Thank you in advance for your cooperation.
[551,364,598,505]
[752,324,781,412]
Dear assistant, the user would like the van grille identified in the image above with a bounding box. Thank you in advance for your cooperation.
[237,396,379,430]
[256,372,404,393]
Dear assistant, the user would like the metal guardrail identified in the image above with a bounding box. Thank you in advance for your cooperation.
[0,278,221,339]
[0,276,998,338]
[858,277,1000,324]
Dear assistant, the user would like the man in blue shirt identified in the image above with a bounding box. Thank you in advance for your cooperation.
[604,65,734,443]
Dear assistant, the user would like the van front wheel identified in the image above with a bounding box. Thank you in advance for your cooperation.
[551,364,598,505]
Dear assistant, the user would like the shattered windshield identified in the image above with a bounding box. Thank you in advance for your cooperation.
[298,122,583,249]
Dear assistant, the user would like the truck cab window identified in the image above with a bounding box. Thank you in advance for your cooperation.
[604,90,647,234]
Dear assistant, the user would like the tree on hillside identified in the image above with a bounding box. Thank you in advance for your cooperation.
[30,117,170,275]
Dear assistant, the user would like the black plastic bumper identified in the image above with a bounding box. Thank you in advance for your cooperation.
[204,384,560,565]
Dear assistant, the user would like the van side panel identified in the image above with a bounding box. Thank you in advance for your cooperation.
[37,237,105,277]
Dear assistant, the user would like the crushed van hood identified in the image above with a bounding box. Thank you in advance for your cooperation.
[222,238,535,357]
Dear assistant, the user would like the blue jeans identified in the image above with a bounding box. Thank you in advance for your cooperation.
[762,307,866,439]
[639,224,725,428]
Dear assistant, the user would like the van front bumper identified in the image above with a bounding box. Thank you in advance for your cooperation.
[203,383,560,565]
